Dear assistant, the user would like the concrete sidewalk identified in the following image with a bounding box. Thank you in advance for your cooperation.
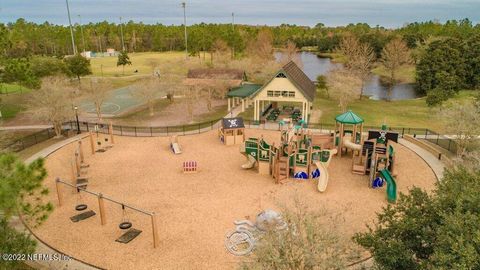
[0,125,53,130]
[399,138,446,181]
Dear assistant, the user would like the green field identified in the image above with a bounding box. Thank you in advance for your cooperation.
[89,51,210,77]
[239,90,476,132]
[0,83,30,94]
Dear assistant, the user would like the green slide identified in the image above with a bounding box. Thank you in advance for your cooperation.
[379,169,397,203]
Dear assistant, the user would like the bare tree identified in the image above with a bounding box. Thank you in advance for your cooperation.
[338,35,375,99]
[83,78,112,121]
[133,77,163,116]
[381,38,412,101]
[181,85,201,122]
[29,76,74,137]
[198,80,230,111]
[280,40,303,68]
[212,39,230,66]
[326,69,362,112]
[240,199,358,270]
[439,101,480,156]
[247,28,274,62]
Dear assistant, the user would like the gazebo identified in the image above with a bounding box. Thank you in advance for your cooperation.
[334,110,364,157]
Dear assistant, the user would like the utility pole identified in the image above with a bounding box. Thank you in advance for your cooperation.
[65,0,77,55]
[78,15,86,54]
[182,2,188,59]
[119,16,125,51]
[231,12,235,59]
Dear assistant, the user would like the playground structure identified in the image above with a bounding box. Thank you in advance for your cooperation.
[170,136,182,154]
[34,126,437,269]
[88,123,115,154]
[240,121,337,188]
[334,110,399,203]
[334,110,364,157]
[218,117,245,146]
[55,178,160,248]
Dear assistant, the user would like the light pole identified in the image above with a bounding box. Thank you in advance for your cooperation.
[231,12,235,59]
[74,106,81,134]
[65,0,77,55]
[119,16,125,51]
[78,15,86,54]
[181,2,188,59]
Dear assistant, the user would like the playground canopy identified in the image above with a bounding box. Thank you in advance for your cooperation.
[335,110,364,124]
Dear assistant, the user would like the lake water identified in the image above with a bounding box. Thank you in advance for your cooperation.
[276,51,419,100]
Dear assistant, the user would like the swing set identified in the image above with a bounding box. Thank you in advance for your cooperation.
[55,178,160,248]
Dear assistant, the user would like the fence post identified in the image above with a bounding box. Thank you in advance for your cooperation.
[150,127,153,137]
[134,127,137,137]
[402,128,405,137]
[183,125,185,136]
[86,123,89,132]
[166,127,169,136]
[198,124,201,134]
[120,126,123,136]
[436,134,439,144]
[425,129,428,138]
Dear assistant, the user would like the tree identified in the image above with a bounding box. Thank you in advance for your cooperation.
[338,35,376,99]
[0,154,53,269]
[84,79,112,121]
[354,167,480,269]
[439,101,480,156]
[64,54,92,83]
[381,38,412,101]
[240,200,357,270]
[326,69,362,112]
[416,38,466,106]
[133,78,160,116]
[246,28,274,62]
[279,40,302,67]
[117,50,132,75]
[211,39,230,66]
[29,76,74,137]
[1,58,40,89]
[199,80,229,111]
[30,56,68,78]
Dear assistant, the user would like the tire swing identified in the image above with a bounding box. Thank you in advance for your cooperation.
[74,188,88,211]
[118,204,132,230]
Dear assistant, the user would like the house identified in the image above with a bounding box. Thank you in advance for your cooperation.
[226,61,316,123]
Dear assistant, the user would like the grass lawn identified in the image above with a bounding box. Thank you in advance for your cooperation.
[89,51,211,77]
[238,90,476,132]
[371,64,416,84]
[0,83,30,94]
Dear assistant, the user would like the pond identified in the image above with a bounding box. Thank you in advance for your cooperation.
[275,51,419,100]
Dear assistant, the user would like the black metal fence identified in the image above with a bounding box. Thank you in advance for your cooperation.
[2,127,59,152]
[2,119,458,155]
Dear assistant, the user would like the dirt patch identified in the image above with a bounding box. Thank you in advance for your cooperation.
[34,129,436,269]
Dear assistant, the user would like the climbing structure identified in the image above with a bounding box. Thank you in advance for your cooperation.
[240,122,336,186]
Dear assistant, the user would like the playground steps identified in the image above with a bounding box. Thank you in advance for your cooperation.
[276,157,289,183]
[352,164,366,175]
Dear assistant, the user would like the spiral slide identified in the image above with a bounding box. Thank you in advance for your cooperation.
[343,135,362,151]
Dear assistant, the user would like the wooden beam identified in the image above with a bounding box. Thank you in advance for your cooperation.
[98,193,106,225]
[109,122,115,144]
[89,132,95,154]
[151,212,160,248]
[55,178,63,206]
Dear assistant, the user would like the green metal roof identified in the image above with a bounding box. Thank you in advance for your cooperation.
[335,110,364,124]
[227,84,262,98]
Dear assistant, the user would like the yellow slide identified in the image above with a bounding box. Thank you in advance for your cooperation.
[241,154,257,169]
[315,161,329,192]
[343,135,362,151]
[314,149,337,192]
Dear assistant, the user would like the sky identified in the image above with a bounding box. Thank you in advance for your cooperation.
[0,0,479,28]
